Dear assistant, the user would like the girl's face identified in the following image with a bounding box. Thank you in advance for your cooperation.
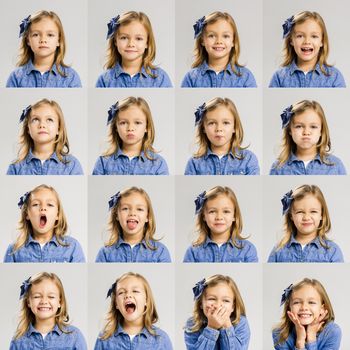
[28,105,59,150]
[204,194,235,239]
[290,285,325,326]
[202,19,234,63]
[204,105,235,155]
[291,194,322,240]
[289,109,322,154]
[28,279,61,323]
[27,17,60,62]
[117,192,149,242]
[290,19,323,68]
[26,189,59,239]
[116,106,147,151]
[202,282,234,319]
[116,276,147,326]
[116,21,148,66]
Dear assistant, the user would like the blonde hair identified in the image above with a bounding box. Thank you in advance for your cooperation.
[188,274,246,333]
[99,272,159,339]
[194,186,248,248]
[273,278,334,346]
[192,12,243,76]
[14,272,70,339]
[17,11,69,77]
[105,187,158,250]
[104,11,157,77]
[12,184,68,253]
[14,99,70,164]
[194,97,247,159]
[282,11,331,75]
[103,97,157,161]
[277,184,331,250]
[275,100,332,168]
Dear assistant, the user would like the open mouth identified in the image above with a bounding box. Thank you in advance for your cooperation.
[298,313,312,320]
[301,47,313,53]
[38,306,51,311]
[127,219,138,230]
[125,301,136,314]
[39,215,47,228]
[213,47,225,51]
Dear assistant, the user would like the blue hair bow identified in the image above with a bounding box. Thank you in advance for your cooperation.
[194,103,206,126]
[107,102,119,125]
[280,105,294,128]
[19,105,32,123]
[193,278,206,300]
[194,191,207,214]
[281,190,293,215]
[193,16,206,38]
[282,16,295,38]
[106,15,121,40]
[107,282,117,298]
[109,191,121,210]
[280,284,293,306]
[19,15,31,38]
[18,191,30,209]
[20,277,31,299]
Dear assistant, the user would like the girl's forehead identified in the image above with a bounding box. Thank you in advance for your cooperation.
[31,105,59,118]
[206,194,234,208]
[293,109,322,123]
[119,192,148,206]
[118,105,147,120]
[30,279,60,294]
[30,188,58,201]
[206,105,234,119]
[293,193,321,208]
[292,284,321,300]
[205,18,234,33]
[294,18,323,33]
[205,282,234,298]
[30,17,59,32]
[118,20,147,35]
[117,276,145,290]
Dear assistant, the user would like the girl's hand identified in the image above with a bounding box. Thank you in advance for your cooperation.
[287,311,306,349]
[206,305,229,330]
[306,310,328,343]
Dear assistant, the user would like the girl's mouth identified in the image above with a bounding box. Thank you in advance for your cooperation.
[39,215,47,228]
[125,301,136,314]
[127,219,138,230]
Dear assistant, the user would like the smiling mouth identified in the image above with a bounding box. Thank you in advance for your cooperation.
[301,47,313,53]
[125,301,136,314]
[38,306,52,311]
[39,215,47,228]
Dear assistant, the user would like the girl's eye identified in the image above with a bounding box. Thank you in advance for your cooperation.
[224,210,231,214]
[119,36,127,40]
[48,203,54,207]
[118,121,127,125]
[137,208,144,212]
[31,118,39,123]
[223,121,231,125]
[121,207,128,211]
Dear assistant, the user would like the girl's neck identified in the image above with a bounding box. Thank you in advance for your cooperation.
[33,231,54,244]
[34,318,56,334]
[122,319,144,335]
[296,58,318,73]
[121,59,143,76]
[296,147,317,161]
[122,232,143,245]
[295,232,318,245]
[208,56,230,72]
[210,230,231,244]
[33,143,56,160]
[33,56,55,73]
[210,143,231,156]
[122,143,142,158]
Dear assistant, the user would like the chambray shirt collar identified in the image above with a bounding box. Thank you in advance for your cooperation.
[113,63,147,78]
[287,235,322,248]
[204,148,237,160]
[25,60,59,76]
[203,236,234,248]
[113,148,146,161]
[199,61,233,75]
[115,237,147,248]
[289,61,322,75]
[27,323,62,337]
[26,149,60,164]
[115,325,151,338]
[25,234,59,247]
[287,152,322,165]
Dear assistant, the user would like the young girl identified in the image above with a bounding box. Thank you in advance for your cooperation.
[270,100,346,175]
[183,186,258,262]
[185,97,259,175]
[269,11,346,88]
[268,185,344,262]
[95,187,171,262]
[7,99,84,175]
[272,278,341,350]
[3,184,85,262]
[184,274,250,349]
[181,11,256,88]
[92,96,169,175]
[94,272,173,349]
[7,11,81,88]
[96,11,172,87]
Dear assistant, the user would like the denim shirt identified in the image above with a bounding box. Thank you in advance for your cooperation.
[9,324,87,350]
[184,315,250,350]
[185,149,260,175]
[94,325,173,350]
[269,61,346,88]
[270,153,346,175]
[4,234,86,263]
[181,62,257,88]
[183,237,258,263]
[272,322,341,350]
[6,60,82,88]
[96,63,172,88]
[7,150,84,175]
[92,149,169,175]
[268,236,344,263]
[95,238,171,263]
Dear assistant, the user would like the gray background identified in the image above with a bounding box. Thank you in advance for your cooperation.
[263,176,350,262]
[175,264,263,350]
[175,176,262,263]
[0,264,88,350]
[263,264,350,349]
[175,0,262,87]
[0,0,87,87]
[0,176,88,262]
[0,89,88,175]
[175,88,263,175]
[263,0,350,87]
[88,176,174,263]
[88,264,175,349]
[87,89,174,175]
[88,0,175,87]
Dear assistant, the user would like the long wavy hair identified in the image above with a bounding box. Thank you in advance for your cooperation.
[99,272,159,339]
[14,272,70,339]
[17,10,69,76]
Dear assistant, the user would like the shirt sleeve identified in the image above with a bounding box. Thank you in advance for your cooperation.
[158,330,173,349]
[219,317,250,350]
[330,244,344,263]
[3,244,15,262]
[269,71,281,88]
[155,157,169,175]
[6,164,17,175]
[335,158,347,175]
[95,247,108,262]
[267,247,278,263]
[184,326,220,350]
[68,69,82,88]
[93,338,103,350]
[244,242,259,262]
[73,328,88,350]
[158,69,173,87]
[69,157,84,175]
[9,340,20,350]
[6,71,19,87]
[92,157,105,175]
[184,158,197,175]
[183,246,196,262]
[243,70,257,88]
[70,239,86,263]
[157,244,172,262]
[245,152,260,175]
[272,330,294,350]
[332,69,346,88]
[269,162,280,175]
[95,74,106,88]
[181,72,193,87]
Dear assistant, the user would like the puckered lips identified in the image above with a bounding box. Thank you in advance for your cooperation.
[126,219,138,230]
[124,300,136,314]
[39,214,47,228]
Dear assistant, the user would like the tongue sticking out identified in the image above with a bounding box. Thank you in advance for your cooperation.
[125,303,136,314]
[127,220,137,230]
[39,215,47,228]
